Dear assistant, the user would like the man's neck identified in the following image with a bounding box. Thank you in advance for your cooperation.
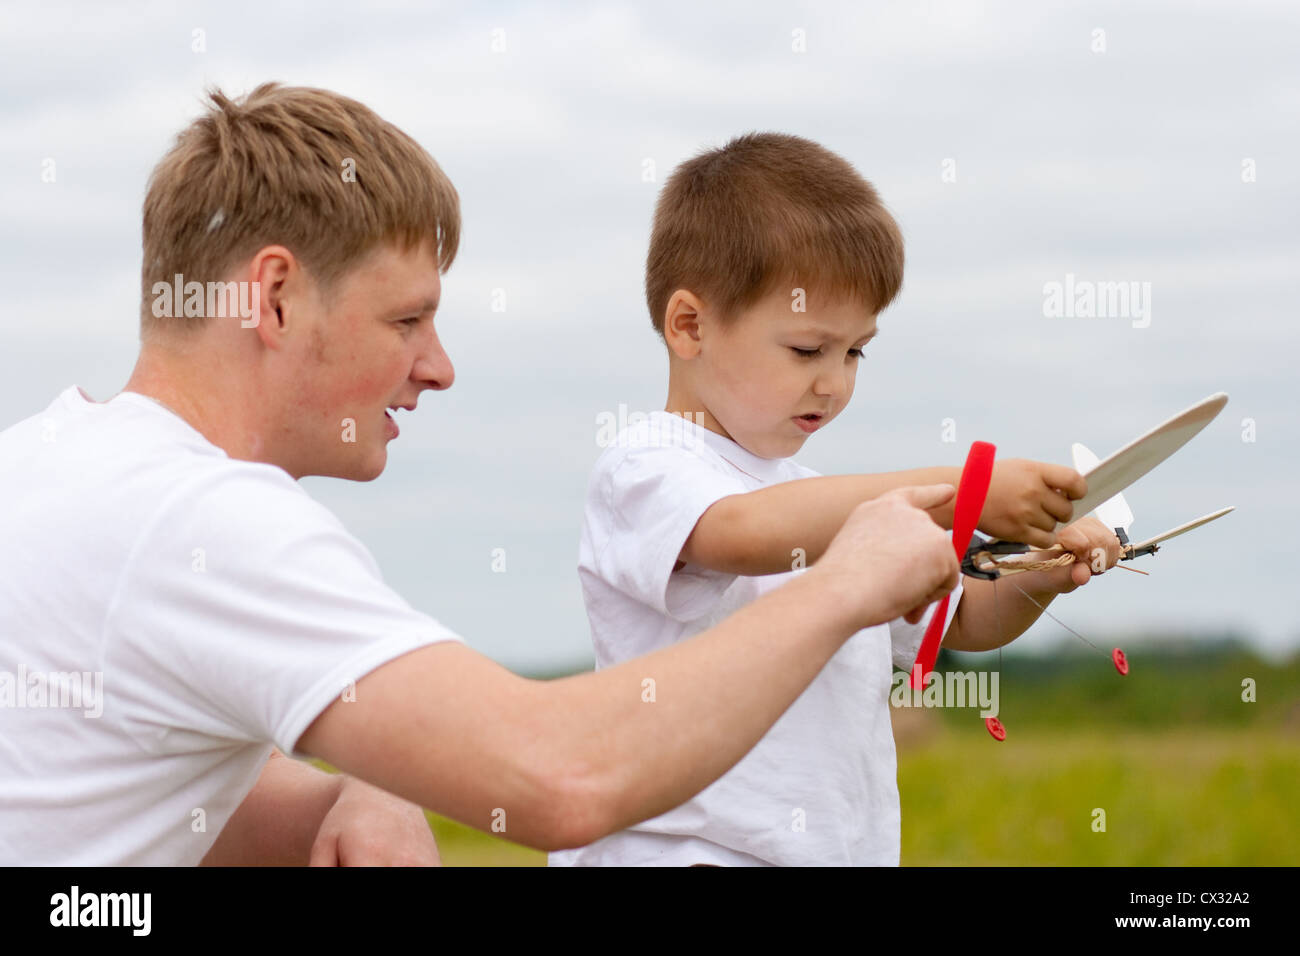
[122,351,270,466]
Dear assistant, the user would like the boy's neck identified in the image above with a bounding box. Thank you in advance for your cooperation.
[664,377,732,444]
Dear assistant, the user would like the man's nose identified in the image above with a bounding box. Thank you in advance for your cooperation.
[416,329,455,391]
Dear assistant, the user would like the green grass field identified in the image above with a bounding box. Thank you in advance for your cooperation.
[414,643,1300,866]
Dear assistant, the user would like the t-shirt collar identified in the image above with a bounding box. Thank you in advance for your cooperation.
[64,384,217,449]
[649,410,793,483]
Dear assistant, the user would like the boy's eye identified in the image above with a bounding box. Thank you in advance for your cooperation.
[791,346,866,359]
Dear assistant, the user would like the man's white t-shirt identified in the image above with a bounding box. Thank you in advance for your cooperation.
[0,386,464,865]
[548,411,961,867]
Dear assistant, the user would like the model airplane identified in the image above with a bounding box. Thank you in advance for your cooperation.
[910,394,1236,730]
[961,393,1234,580]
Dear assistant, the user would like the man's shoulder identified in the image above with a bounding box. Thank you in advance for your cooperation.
[154,457,341,545]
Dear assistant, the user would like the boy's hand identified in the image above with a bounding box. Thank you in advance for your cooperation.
[980,459,1088,549]
[309,775,442,866]
[1042,516,1123,593]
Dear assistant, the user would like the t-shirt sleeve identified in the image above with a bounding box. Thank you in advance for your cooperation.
[586,443,750,622]
[887,576,964,674]
[102,465,464,757]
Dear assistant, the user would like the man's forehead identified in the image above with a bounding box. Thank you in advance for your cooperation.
[348,243,442,314]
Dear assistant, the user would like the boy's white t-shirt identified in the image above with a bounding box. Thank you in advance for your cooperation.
[0,386,464,865]
[549,411,962,867]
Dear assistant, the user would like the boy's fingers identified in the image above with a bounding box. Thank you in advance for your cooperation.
[1020,526,1056,549]
[1027,510,1057,540]
[1042,489,1074,526]
[1042,464,1088,501]
[1056,524,1086,555]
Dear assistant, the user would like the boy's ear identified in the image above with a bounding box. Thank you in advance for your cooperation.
[663,290,706,359]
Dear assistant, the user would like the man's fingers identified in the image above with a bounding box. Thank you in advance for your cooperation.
[891,483,956,512]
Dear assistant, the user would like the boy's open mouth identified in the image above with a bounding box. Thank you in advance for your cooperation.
[793,413,824,433]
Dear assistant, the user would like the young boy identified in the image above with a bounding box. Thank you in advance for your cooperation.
[549,132,1121,867]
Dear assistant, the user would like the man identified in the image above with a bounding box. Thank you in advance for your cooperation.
[0,83,960,864]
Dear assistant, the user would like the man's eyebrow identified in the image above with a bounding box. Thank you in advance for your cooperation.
[387,297,440,317]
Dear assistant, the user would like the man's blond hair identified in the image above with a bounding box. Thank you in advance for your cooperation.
[139,82,459,338]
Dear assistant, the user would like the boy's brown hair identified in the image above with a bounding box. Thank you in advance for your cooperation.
[645,132,903,335]
[139,82,459,338]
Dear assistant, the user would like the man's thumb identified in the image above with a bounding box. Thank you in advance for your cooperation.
[892,483,957,511]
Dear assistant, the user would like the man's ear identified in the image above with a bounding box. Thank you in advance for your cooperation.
[247,246,296,347]
[663,290,707,360]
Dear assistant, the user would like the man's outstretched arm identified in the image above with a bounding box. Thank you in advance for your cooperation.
[199,749,440,866]
[296,485,960,853]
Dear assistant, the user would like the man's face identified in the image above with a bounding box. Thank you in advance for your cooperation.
[279,239,453,480]
[692,290,877,459]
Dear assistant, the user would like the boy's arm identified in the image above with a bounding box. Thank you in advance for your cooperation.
[296,485,960,853]
[680,461,1087,576]
[943,517,1123,651]
[199,749,440,866]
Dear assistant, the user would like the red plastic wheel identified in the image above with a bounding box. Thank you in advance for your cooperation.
[985,716,1006,741]
[1112,647,1129,675]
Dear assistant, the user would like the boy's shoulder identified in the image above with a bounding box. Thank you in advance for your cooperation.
[593,409,722,464]
[586,409,821,502]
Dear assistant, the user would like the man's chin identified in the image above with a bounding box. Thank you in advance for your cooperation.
[312,450,388,482]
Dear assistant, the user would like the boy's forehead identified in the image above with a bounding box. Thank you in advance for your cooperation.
[774,297,877,338]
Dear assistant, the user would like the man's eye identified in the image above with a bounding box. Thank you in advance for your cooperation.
[401,317,421,326]
[790,347,820,357]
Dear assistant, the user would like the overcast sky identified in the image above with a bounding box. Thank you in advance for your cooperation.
[2,0,1297,672]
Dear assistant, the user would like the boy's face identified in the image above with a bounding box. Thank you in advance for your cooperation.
[671,288,877,459]
[280,239,454,481]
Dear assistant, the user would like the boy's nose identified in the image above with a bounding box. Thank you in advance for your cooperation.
[813,366,849,400]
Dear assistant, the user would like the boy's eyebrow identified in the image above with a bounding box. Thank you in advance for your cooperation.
[791,325,878,343]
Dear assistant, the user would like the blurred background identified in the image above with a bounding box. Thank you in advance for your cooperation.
[3,0,1296,864]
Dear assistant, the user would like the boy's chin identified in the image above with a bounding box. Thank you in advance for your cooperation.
[745,430,811,460]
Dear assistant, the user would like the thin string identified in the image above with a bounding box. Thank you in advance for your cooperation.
[993,577,1003,713]
[1011,582,1109,657]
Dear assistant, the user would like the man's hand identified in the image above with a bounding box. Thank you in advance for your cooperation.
[815,484,961,628]
[980,459,1088,549]
[309,775,442,866]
